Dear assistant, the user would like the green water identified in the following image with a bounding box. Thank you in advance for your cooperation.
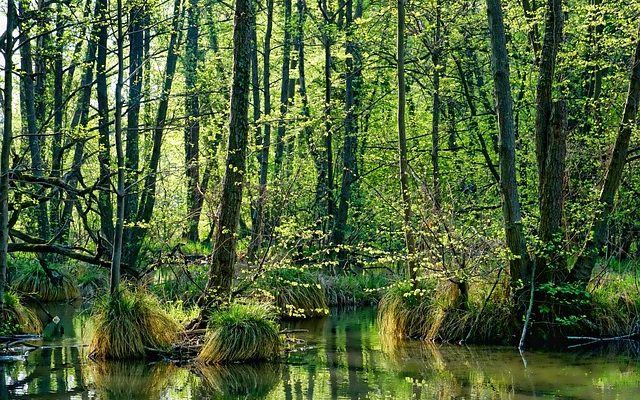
[2,306,640,399]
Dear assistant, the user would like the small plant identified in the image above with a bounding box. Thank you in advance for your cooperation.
[89,287,181,359]
[13,261,80,302]
[0,291,42,335]
[196,301,282,364]
[257,266,329,318]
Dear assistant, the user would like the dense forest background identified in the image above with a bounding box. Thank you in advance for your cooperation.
[1,0,640,346]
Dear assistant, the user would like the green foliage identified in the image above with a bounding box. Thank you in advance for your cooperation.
[588,274,640,336]
[323,272,390,306]
[12,261,80,302]
[89,287,181,359]
[197,301,282,364]
[256,266,329,318]
[0,291,42,335]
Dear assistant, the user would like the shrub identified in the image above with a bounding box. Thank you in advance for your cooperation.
[196,301,281,364]
[89,287,181,359]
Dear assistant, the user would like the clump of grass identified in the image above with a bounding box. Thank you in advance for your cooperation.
[13,262,80,302]
[0,291,42,335]
[257,267,328,318]
[378,279,438,338]
[323,272,390,306]
[196,301,282,364]
[89,287,181,359]
[588,274,640,336]
[90,361,177,398]
[196,363,282,398]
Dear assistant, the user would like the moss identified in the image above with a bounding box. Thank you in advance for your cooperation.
[89,287,181,359]
[13,262,80,302]
[257,267,328,318]
[0,291,42,335]
[196,301,282,364]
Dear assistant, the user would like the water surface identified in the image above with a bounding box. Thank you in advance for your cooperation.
[2,305,640,399]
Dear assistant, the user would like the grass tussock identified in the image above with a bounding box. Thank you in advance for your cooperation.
[13,263,80,302]
[197,301,282,364]
[588,274,640,336]
[0,292,42,335]
[323,272,389,306]
[196,363,282,399]
[89,287,181,359]
[258,267,328,318]
[378,278,515,343]
[90,361,177,398]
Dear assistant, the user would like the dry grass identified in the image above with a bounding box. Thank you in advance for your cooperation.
[196,301,282,364]
[89,287,181,359]
[13,263,80,302]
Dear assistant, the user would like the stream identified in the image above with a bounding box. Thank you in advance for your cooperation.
[2,305,640,399]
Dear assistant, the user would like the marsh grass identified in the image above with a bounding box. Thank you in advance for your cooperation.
[378,278,515,343]
[258,267,328,318]
[0,292,42,335]
[196,301,282,364]
[196,363,282,398]
[13,262,80,302]
[90,361,177,398]
[323,272,389,306]
[89,287,181,359]
[588,274,640,336]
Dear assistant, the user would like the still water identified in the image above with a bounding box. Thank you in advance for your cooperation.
[2,305,640,399]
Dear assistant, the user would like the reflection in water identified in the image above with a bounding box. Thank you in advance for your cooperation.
[3,305,640,399]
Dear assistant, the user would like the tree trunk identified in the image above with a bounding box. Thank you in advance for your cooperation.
[1,0,16,309]
[397,0,416,278]
[248,0,274,259]
[111,0,126,294]
[202,0,253,305]
[485,0,530,287]
[184,0,201,242]
[274,0,293,176]
[431,1,441,211]
[570,23,640,285]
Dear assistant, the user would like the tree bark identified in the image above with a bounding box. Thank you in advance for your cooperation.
[274,0,293,176]
[431,1,442,211]
[1,0,16,309]
[485,0,530,286]
[201,0,253,304]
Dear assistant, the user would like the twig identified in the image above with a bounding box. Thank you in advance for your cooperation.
[518,263,536,352]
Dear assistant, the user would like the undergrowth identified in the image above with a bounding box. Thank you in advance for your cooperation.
[13,262,80,302]
[256,267,328,318]
[0,291,42,335]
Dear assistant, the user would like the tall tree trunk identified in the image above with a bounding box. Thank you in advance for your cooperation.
[274,0,292,175]
[184,0,201,242]
[1,0,16,309]
[111,0,126,294]
[332,0,359,268]
[535,0,565,282]
[201,0,253,305]
[18,9,50,243]
[249,0,274,259]
[570,23,640,285]
[323,14,335,234]
[430,1,441,211]
[128,0,183,267]
[123,1,146,256]
[96,0,114,244]
[49,7,65,235]
[486,0,530,287]
[397,0,416,278]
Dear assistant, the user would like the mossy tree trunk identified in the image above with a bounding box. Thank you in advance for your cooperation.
[202,0,253,304]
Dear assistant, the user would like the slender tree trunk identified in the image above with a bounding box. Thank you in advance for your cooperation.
[111,0,126,294]
[184,0,201,242]
[570,23,640,285]
[431,2,441,211]
[1,0,16,309]
[18,11,50,243]
[96,0,114,244]
[201,0,253,305]
[274,0,292,175]
[50,7,64,234]
[249,0,274,259]
[323,21,335,233]
[397,0,416,278]
[486,0,530,287]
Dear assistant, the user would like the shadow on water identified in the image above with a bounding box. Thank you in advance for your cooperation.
[3,304,640,399]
